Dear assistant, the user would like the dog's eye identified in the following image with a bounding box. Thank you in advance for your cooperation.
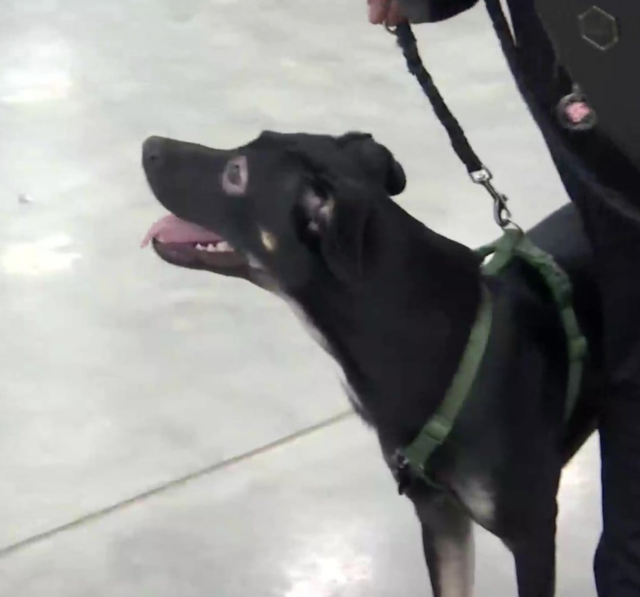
[222,156,248,195]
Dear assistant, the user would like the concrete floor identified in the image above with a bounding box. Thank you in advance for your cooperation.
[0,0,601,595]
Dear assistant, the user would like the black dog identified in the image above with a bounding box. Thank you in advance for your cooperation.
[142,131,604,597]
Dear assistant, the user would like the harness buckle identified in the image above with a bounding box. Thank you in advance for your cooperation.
[392,450,413,495]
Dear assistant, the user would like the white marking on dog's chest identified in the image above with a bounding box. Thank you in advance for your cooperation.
[457,479,496,526]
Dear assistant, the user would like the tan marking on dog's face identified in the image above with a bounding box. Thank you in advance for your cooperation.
[260,228,277,252]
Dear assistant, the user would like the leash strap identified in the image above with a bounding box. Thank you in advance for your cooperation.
[395,287,494,489]
[477,230,588,421]
[393,23,483,175]
[391,21,512,228]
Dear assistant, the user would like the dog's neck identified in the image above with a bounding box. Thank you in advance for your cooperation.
[293,200,483,447]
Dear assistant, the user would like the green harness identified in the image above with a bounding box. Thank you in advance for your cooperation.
[395,228,589,490]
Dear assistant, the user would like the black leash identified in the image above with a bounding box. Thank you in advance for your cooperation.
[387,10,514,228]
[390,22,482,175]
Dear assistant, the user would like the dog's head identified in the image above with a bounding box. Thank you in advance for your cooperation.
[142,131,406,292]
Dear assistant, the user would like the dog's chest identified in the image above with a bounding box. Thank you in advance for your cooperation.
[287,300,497,529]
[285,299,373,421]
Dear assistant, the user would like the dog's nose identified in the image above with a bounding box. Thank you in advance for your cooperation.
[143,136,165,167]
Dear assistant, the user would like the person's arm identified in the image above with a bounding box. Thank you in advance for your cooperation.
[369,0,479,25]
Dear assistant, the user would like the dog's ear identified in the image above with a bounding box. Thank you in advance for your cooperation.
[339,133,406,196]
[300,182,371,283]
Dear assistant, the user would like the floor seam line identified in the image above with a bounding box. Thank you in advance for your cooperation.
[0,409,354,559]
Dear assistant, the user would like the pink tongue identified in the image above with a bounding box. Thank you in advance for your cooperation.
[141,214,222,248]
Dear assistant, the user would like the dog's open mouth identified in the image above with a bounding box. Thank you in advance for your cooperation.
[141,214,248,274]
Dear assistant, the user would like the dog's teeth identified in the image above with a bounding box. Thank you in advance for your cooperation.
[205,243,217,252]
[218,241,232,252]
[195,243,206,251]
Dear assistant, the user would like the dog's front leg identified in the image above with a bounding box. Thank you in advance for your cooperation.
[500,488,558,597]
[506,514,557,597]
[412,491,474,597]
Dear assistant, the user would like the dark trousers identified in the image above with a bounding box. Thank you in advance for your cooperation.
[554,152,640,597]
[567,174,640,597]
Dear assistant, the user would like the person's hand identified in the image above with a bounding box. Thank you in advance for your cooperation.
[367,0,406,26]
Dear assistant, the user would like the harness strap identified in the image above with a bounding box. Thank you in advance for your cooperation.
[396,231,587,490]
[477,229,588,420]
[397,286,494,487]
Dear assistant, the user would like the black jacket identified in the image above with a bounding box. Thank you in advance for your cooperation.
[408,0,478,22]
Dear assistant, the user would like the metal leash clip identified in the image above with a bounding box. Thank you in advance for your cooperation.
[470,167,513,228]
